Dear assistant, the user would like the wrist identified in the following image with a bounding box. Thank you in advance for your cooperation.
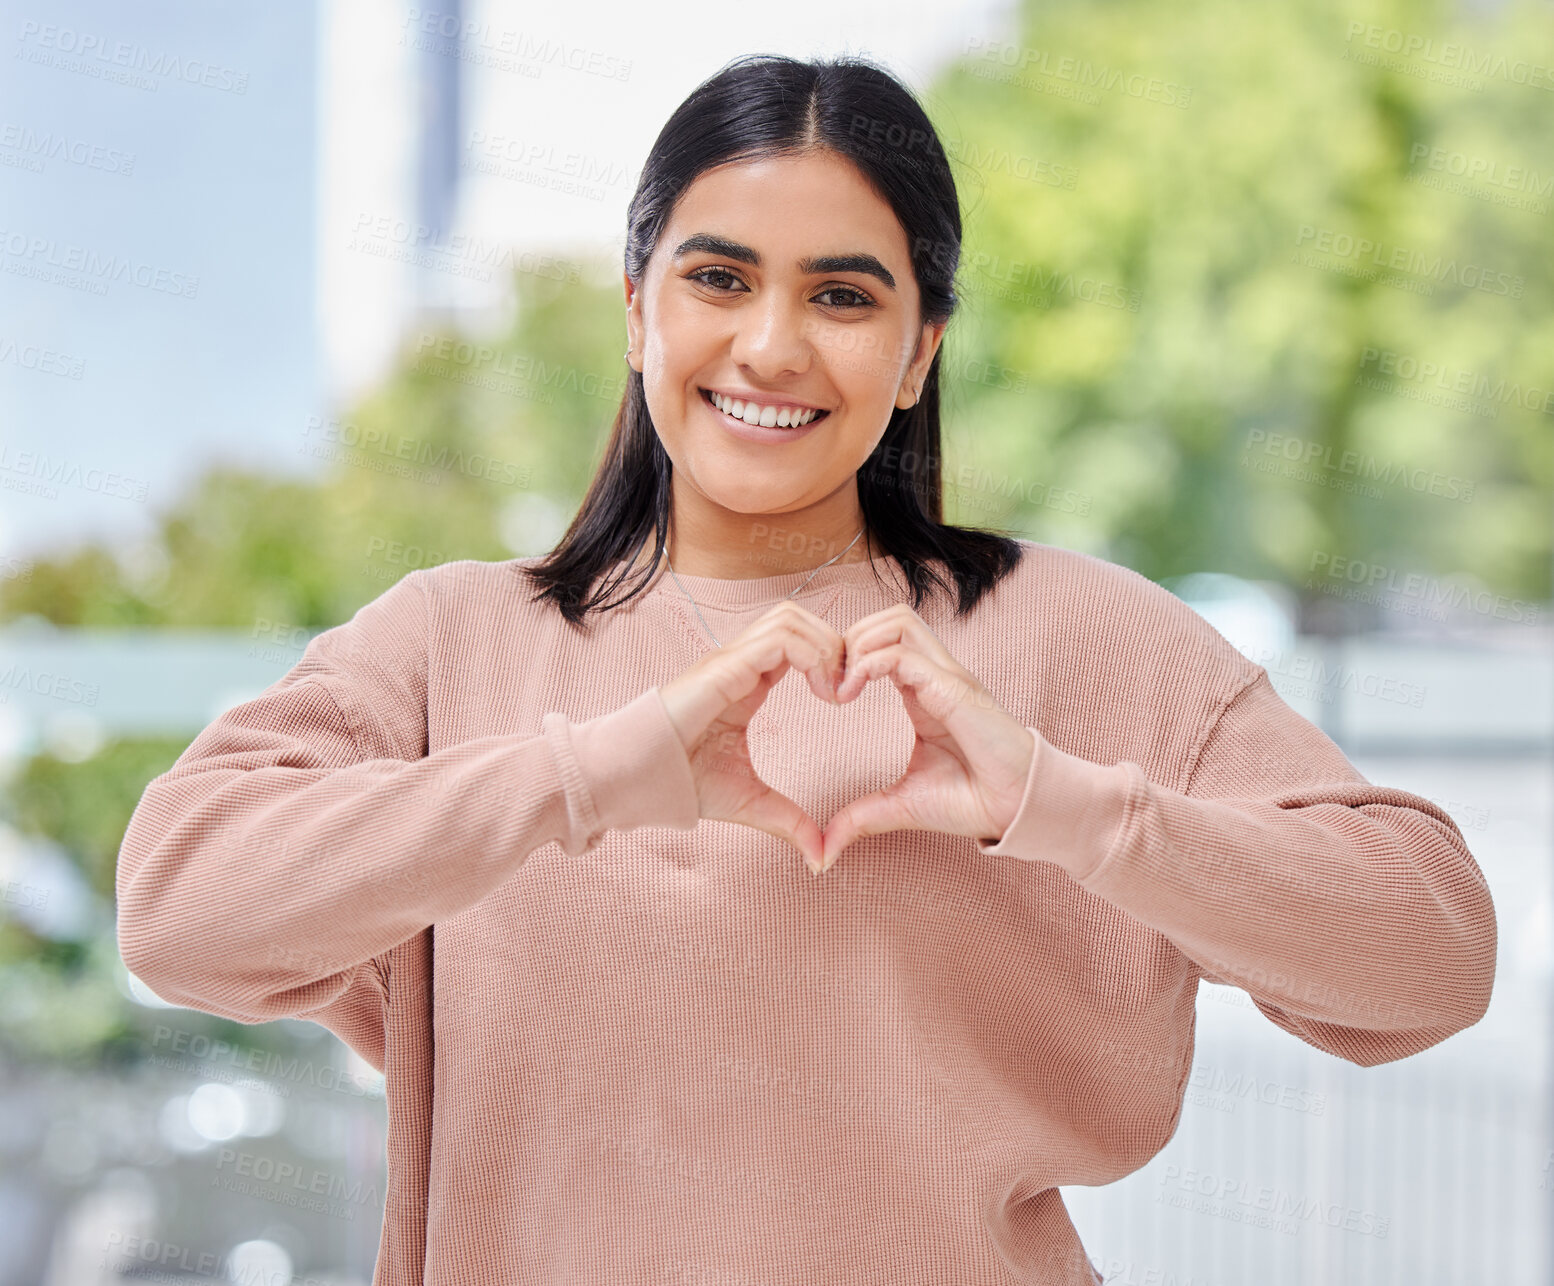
[982,727,1037,843]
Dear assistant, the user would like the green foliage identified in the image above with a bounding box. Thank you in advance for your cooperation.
[929,0,1552,593]
[7,738,191,900]
[0,934,134,1066]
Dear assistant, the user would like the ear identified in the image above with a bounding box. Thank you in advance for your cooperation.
[895,319,947,410]
[623,272,642,371]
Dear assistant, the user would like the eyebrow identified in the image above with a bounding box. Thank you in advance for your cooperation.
[670,232,897,292]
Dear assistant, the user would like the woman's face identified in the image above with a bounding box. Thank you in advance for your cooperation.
[624,148,945,520]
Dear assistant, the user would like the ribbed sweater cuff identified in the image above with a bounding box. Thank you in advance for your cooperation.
[975,730,1138,882]
[548,687,702,850]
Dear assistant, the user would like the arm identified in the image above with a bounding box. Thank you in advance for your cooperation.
[115,569,700,1053]
[976,666,1497,1067]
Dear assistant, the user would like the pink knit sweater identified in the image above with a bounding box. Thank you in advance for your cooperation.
[115,540,1497,1284]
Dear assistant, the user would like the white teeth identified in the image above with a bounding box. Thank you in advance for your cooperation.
[709,389,819,428]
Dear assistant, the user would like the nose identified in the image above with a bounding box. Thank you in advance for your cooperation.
[728,291,813,381]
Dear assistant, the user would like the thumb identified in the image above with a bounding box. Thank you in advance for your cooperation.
[733,786,826,874]
[821,789,915,872]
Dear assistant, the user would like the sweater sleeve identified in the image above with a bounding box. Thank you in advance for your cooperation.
[976,666,1497,1068]
[115,569,701,1056]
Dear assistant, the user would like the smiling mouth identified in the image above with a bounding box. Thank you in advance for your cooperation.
[699,386,831,428]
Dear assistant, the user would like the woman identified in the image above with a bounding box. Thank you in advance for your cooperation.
[116,53,1496,1286]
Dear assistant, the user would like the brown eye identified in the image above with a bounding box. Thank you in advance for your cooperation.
[815,285,876,310]
[687,266,745,292]
[686,267,875,311]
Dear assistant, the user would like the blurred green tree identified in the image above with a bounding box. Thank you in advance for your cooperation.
[928,0,1551,621]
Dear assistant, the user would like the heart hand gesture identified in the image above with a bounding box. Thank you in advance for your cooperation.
[656,600,846,874]
[655,600,1035,876]
[819,602,1034,872]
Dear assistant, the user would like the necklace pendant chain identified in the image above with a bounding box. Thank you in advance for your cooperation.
[666,527,865,650]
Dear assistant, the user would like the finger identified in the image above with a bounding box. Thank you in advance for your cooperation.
[839,605,964,686]
[767,602,848,703]
[735,784,826,874]
[675,613,840,740]
[727,604,846,706]
[665,598,854,746]
[838,630,969,709]
[838,643,969,721]
[821,789,916,872]
[723,658,790,727]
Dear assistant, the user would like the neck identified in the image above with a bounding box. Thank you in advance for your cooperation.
[641,491,873,580]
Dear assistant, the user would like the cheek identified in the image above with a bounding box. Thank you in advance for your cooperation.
[817,329,907,397]
[820,364,895,426]
[645,312,716,387]
[654,293,718,342]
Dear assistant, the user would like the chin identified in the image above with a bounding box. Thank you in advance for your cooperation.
[703,486,804,514]
[689,471,807,510]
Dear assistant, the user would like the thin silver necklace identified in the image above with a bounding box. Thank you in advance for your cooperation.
[663,528,865,649]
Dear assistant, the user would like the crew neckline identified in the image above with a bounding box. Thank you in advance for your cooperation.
[615,549,908,611]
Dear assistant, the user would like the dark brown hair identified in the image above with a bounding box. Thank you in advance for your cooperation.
[524,51,1024,628]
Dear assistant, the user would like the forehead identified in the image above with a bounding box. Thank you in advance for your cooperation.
[661,151,912,268]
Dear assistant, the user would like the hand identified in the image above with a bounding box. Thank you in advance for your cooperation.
[819,603,1035,873]
[657,600,846,874]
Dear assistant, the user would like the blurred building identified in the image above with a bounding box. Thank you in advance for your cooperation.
[317,0,494,414]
